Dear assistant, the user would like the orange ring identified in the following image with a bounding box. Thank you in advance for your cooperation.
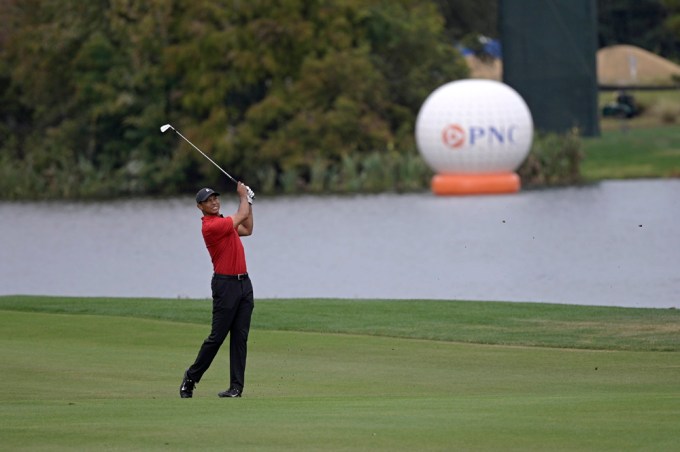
[431,173,520,195]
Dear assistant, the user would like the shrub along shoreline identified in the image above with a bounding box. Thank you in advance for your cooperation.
[1,125,678,200]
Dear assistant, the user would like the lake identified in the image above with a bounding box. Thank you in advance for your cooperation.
[1,179,678,308]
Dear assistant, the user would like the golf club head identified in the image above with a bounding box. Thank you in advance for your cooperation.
[160,124,173,133]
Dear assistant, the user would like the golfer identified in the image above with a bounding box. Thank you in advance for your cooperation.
[180,182,254,398]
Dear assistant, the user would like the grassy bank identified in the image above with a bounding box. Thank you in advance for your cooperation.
[598,89,680,129]
[1,296,679,451]
[582,90,680,181]
[582,125,680,180]
[0,296,679,351]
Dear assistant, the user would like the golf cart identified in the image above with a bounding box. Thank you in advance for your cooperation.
[602,90,640,118]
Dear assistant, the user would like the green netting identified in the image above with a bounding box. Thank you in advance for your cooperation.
[500,0,600,136]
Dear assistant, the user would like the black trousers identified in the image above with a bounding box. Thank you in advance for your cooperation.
[187,274,254,391]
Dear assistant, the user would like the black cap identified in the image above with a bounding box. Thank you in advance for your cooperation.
[196,187,220,203]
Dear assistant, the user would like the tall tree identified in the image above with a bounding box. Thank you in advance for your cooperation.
[662,0,680,51]
[432,0,498,41]
[164,0,468,186]
[1,0,467,198]
[1,0,179,196]
[598,0,680,60]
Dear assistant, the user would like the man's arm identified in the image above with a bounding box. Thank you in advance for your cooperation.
[237,203,253,236]
[229,182,252,234]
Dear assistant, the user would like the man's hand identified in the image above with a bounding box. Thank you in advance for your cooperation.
[236,181,248,197]
[246,185,255,201]
[237,182,254,205]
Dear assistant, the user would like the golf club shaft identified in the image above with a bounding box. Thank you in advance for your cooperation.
[170,126,238,184]
[161,124,255,199]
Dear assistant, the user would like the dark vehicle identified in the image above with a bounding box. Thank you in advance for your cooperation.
[602,90,639,118]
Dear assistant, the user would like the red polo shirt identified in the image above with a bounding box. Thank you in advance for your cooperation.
[201,215,247,275]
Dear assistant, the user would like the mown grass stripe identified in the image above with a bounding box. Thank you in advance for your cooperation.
[1,295,678,351]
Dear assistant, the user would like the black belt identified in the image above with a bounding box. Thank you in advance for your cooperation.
[214,273,249,281]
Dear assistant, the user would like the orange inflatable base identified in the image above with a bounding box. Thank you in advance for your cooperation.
[431,173,520,196]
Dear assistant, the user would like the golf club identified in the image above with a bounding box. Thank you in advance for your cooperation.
[160,123,254,199]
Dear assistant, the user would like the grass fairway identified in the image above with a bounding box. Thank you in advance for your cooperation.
[1,297,679,450]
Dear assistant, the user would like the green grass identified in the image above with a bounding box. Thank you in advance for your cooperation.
[1,296,679,351]
[582,90,680,181]
[1,296,679,450]
[582,125,680,180]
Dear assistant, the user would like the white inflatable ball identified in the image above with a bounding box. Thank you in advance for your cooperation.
[416,79,533,174]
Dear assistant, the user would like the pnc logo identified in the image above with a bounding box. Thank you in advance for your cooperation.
[441,124,518,149]
[441,124,465,148]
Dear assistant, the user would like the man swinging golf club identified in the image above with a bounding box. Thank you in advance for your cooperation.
[179,182,255,398]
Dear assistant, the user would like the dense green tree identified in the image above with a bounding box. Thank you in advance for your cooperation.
[598,0,680,60]
[432,0,498,61]
[0,0,467,198]
[662,0,680,39]
[1,1,108,196]
[0,0,179,197]
[155,0,468,191]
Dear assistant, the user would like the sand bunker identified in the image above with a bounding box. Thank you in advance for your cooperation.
[466,44,680,87]
[597,44,680,86]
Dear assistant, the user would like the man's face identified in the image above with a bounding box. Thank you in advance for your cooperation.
[198,194,220,216]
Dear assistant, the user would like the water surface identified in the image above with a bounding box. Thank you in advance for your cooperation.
[1,179,678,308]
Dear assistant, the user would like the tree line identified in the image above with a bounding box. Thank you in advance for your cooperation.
[0,0,472,199]
[1,0,678,199]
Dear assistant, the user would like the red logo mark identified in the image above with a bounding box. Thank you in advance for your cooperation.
[442,124,465,149]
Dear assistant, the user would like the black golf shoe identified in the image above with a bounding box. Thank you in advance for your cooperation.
[217,387,242,398]
[179,370,196,398]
